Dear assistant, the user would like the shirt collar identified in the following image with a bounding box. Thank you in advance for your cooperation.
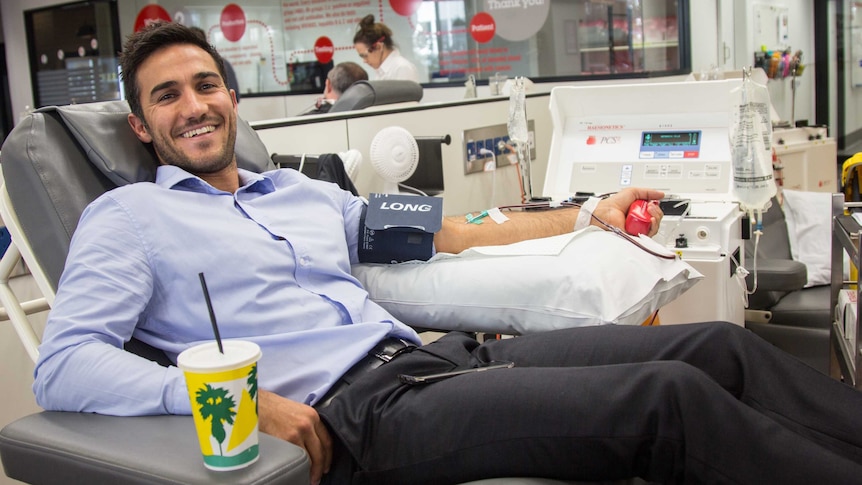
[376,48,400,75]
[155,165,276,195]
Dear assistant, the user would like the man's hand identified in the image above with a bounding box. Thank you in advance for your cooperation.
[259,389,332,485]
[593,188,665,237]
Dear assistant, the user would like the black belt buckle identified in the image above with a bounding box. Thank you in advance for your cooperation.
[372,338,415,363]
[316,338,415,409]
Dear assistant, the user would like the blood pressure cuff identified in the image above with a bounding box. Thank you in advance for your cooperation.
[358,193,443,264]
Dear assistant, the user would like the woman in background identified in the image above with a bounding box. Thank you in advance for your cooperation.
[353,14,419,82]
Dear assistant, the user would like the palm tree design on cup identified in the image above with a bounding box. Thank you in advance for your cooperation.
[247,365,258,415]
[195,384,237,456]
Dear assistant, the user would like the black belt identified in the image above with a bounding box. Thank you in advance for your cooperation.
[316,337,416,408]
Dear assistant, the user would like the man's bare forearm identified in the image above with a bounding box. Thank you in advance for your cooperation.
[432,188,665,255]
[434,207,580,254]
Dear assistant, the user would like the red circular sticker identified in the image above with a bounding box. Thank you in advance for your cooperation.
[133,5,171,32]
[314,37,335,64]
[389,0,422,17]
[469,12,496,44]
[220,4,246,42]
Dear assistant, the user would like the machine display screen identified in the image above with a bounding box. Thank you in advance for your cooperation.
[641,131,701,147]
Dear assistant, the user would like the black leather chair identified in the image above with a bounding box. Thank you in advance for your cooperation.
[743,196,837,374]
[328,79,423,113]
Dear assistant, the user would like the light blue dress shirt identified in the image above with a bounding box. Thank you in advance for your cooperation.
[33,166,420,416]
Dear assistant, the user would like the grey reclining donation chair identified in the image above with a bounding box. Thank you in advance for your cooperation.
[0,101,597,485]
[328,79,423,113]
[743,195,838,375]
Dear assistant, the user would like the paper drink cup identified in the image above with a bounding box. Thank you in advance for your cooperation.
[177,340,262,471]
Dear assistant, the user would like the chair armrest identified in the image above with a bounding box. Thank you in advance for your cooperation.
[745,259,808,292]
[0,412,309,485]
[744,320,831,374]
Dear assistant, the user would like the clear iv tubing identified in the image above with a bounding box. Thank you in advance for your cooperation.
[493,199,676,260]
[745,208,765,296]
[516,144,532,204]
[652,199,691,248]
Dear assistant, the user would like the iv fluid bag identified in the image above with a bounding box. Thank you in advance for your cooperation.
[507,77,534,201]
[507,78,528,145]
[730,74,776,212]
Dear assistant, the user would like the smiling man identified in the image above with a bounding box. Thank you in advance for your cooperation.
[124,34,239,192]
[32,21,862,485]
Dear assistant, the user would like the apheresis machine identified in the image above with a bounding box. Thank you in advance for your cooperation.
[542,79,765,326]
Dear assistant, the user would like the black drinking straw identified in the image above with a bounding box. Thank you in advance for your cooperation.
[198,272,224,354]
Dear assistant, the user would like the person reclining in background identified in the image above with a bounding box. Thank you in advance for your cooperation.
[33,21,862,485]
[301,61,368,115]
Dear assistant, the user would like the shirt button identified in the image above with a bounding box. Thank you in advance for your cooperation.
[300,256,310,266]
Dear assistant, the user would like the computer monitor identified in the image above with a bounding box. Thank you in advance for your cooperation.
[288,61,333,92]
[401,135,450,196]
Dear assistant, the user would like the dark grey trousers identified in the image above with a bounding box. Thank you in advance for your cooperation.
[318,322,862,484]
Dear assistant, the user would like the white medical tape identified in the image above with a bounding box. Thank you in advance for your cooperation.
[574,196,601,231]
[487,207,509,224]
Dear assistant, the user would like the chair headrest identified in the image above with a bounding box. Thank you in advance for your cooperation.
[49,100,274,186]
[329,80,423,113]
[51,101,157,186]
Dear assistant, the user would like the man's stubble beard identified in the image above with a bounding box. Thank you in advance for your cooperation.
[147,114,238,174]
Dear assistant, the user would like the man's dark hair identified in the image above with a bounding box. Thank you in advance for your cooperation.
[188,26,208,43]
[120,21,228,120]
[328,62,369,96]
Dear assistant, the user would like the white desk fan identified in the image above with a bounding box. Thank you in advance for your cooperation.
[369,126,419,194]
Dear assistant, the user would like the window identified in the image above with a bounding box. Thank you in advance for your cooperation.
[25,0,122,108]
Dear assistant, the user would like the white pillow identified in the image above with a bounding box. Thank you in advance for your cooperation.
[352,228,703,335]
[781,190,832,287]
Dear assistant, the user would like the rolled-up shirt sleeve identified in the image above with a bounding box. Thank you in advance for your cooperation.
[344,194,368,265]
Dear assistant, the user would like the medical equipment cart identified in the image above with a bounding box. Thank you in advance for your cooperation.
[831,194,862,388]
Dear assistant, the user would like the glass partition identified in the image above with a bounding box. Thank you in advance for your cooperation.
[419,0,683,81]
[125,0,690,98]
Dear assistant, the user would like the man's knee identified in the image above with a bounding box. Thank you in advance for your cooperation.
[698,320,744,333]
[695,321,750,346]
[640,360,718,401]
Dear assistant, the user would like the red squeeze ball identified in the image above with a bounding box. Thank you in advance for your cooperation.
[625,200,653,235]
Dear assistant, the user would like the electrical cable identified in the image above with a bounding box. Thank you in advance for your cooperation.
[479,148,497,207]
[397,183,428,197]
[298,153,306,174]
